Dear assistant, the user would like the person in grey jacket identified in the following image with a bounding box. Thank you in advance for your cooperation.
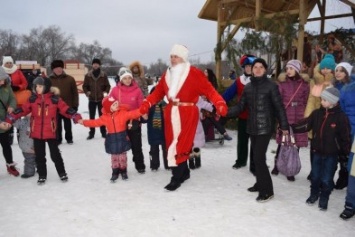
[227,58,289,202]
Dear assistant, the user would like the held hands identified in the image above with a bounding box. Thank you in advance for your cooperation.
[281,130,289,136]
[77,119,84,125]
[139,100,151,115]
[72,113,82,124]
[7,107,14,114]
[215,101,228,117]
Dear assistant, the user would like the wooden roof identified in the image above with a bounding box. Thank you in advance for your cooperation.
[198,0,318,29]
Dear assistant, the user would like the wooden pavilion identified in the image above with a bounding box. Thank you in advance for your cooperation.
[198,0,355,79]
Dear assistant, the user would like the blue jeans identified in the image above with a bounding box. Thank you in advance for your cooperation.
[310,152,338,199]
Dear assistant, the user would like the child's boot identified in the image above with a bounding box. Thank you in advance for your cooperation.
[7,163,19,177]
[110,168,119,182]
[193,148,201,168]
[340,205,355,220]
[120,169,128,180]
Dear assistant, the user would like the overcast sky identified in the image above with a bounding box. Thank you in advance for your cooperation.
[1,0,354,66]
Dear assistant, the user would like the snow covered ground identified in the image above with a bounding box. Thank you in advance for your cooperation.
[0,83,354,236]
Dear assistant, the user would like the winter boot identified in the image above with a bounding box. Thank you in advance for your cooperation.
[164,177,181,191]
[7,163,19,177]
[335,163,348,190]
[120,169,128,180]
[193,148,201,169]
[59,173,68,182]
[110,168,119,182]
[340,206,355,220]
[37,176,46,185]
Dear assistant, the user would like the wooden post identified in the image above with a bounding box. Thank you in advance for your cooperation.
[297,0,306,61]
[319,0,326,44]
[255,0,262,30]
[216,1,224,82]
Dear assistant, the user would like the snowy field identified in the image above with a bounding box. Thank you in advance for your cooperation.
[0,83,354,237]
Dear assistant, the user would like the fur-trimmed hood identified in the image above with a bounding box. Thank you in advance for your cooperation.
[129,61,145,78]
[312,64,334,85]
[87,69,105,79]
[277,72,310,83]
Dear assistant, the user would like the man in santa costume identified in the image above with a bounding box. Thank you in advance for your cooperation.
[140,44,228,191]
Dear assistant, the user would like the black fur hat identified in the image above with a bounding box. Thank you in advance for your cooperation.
[51,60,64,70]
[33,77,52,94]
[92,58,101,65]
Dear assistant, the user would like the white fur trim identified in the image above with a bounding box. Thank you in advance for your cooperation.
[2,64,17,74]
[167,106,181,167]
[166,62,190,100]
[239,74,251,86]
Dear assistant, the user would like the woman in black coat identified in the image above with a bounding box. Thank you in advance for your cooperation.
[227,58,289,202]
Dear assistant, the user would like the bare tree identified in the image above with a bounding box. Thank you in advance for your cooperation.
[0,30,20,59]
[70,40,112,66]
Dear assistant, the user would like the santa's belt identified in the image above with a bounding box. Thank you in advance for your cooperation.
[171,101,195,106]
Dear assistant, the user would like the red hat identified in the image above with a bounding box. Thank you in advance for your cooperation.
[102,96,117,113]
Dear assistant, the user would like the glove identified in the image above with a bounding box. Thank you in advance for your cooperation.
[72,113,82,124]
[215,101,228,117]
[11,85,20,92]
[139,100,151,114]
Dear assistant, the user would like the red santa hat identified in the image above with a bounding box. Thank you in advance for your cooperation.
[170,44,189,62]
[102,96,117,113]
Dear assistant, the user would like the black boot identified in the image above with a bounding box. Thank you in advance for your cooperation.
[110,168,119,182]
[120,169,128,180]
[188,158,195,170]
[164,177,181,191]
[335,163,348,190]
[193,148,201,168]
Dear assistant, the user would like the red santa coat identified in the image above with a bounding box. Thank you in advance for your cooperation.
[145,63,226,166]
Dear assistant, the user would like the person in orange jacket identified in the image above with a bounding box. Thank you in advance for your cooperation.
[78,97,146,182]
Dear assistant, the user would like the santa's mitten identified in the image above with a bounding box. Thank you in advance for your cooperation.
[216,101,228,117]
[139,100,151,115]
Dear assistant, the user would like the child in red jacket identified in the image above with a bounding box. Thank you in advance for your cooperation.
[5,77,82,185]
[78,96,145,182]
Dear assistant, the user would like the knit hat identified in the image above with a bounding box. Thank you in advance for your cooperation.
[335,62,353,77]
[102,96,117,113]
[118,67,133,79]
[0,67,10,82]
[252,58,268,70]
[170,44,189,62]
[2,56,14,65]
[240,54,256,68]
[286,59,302,74]
[32,77,52,94]
[92,58,101,65]
[321,87,340,104]
[51,60,64,70]
[320,54,336,71]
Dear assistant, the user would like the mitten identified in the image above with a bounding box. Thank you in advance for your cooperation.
[11,85,20,92]
[72,113,82,124]
[139,100,151,114]
[215,101,228,117]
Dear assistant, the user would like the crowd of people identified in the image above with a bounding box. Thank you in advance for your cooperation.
[0,43,354,221]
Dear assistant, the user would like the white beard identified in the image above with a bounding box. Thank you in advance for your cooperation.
[168,63,185,99]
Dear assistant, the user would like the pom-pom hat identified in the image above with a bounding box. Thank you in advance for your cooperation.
[170,44,189,62]
[240,55,256,68]
[320,54,336,71]
[102,96,117,113]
